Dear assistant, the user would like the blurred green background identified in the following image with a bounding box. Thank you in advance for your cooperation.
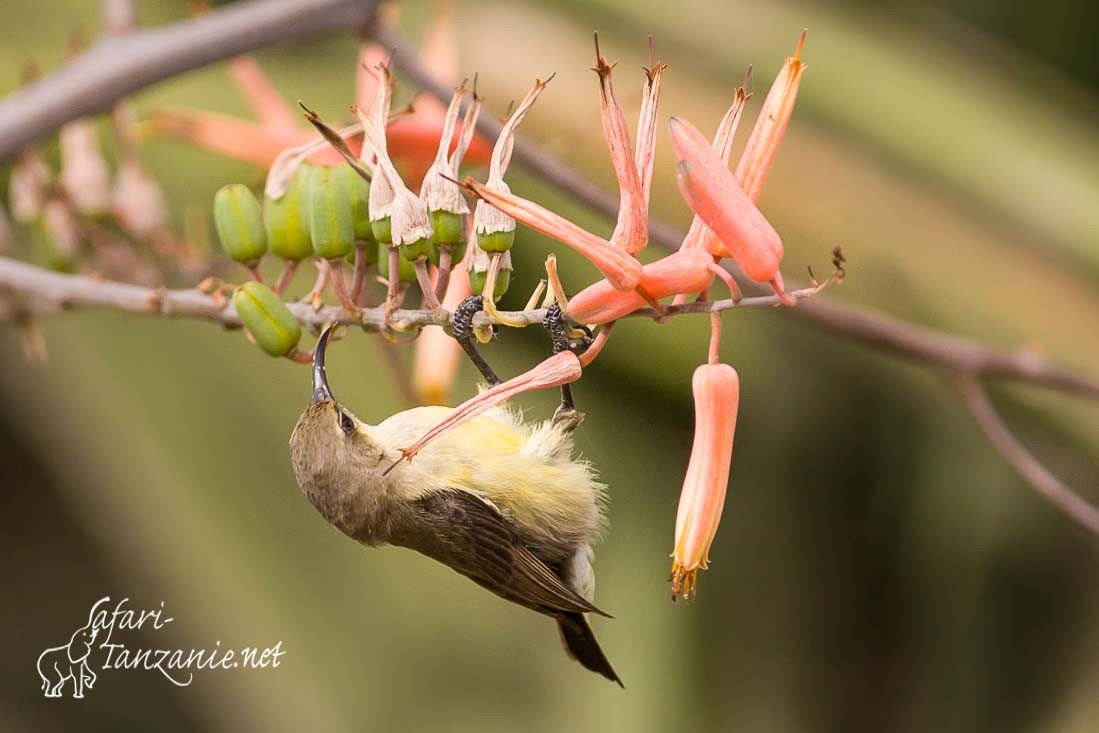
[3,1,1099,731]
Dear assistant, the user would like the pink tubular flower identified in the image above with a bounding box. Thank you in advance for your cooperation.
[566,248,716,324]
[670,116,793,304]
[671,362,740,601]
[465,178,643,292]
[592,35,665,255]
[150,29,490,178]
[680,77,751,253]
[393,351,584,467]
[735,31,807,204]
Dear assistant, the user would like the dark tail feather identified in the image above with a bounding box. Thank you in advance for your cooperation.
[557,613,623,687]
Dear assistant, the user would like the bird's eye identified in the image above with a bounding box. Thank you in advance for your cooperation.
[339,411,356,436]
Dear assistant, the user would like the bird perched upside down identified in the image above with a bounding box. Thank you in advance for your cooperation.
[289,328,620,685]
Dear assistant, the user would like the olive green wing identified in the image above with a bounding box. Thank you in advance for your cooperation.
[396,489,609,618]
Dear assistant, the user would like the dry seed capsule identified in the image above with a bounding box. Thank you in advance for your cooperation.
[309,166,355,260]
[214,184,267,266]
[233,281,301,357]
[264,164,314,261]
[377,241,415,283]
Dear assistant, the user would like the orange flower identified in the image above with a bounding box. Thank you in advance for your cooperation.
[565,248,716,324]
[671,362,740,601]
[149,29,490,179]
[592,35,665,255]
[735,31,807,204]
[670,116,793,305]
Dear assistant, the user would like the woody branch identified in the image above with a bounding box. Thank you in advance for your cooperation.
[0,254,828,332]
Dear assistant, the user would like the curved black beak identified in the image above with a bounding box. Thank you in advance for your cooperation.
[312,326,336,402]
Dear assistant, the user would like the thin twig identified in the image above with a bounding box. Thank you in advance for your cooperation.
[957,375,1099,536]
[0,0,382,160]
[0,255,823,333]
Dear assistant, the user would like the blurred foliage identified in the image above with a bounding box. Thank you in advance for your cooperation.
[2,0,1098,731]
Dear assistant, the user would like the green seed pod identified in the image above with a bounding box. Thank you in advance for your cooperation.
[233,281,301,357]
[430,210,467,246]
[399,237,432,263]
[214,184,267,266]
[427,239,468,268]
[371,215,393,245]
[264,165,314,261]
[333,164,373,243]
[309,166,355,260]
[377,242,415,284]
[469,267,511,300]
[476,228,515,254]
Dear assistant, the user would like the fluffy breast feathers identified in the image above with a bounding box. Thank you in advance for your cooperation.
[370,405,607,552]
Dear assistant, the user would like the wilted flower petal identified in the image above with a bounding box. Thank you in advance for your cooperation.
[592,39,646,254]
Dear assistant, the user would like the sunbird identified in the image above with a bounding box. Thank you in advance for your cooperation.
[289,328,620,685]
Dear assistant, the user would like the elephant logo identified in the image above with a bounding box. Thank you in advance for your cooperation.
[37,612,100,699]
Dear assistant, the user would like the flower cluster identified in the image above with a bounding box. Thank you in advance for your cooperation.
[5,11,813,601]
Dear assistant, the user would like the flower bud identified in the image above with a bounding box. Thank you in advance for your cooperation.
[308,166,355,260]
[670,116,783,285]
[214,184,268,266]
[232,281,301,357]
[264,164,315,261]
[671,363,740,601]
